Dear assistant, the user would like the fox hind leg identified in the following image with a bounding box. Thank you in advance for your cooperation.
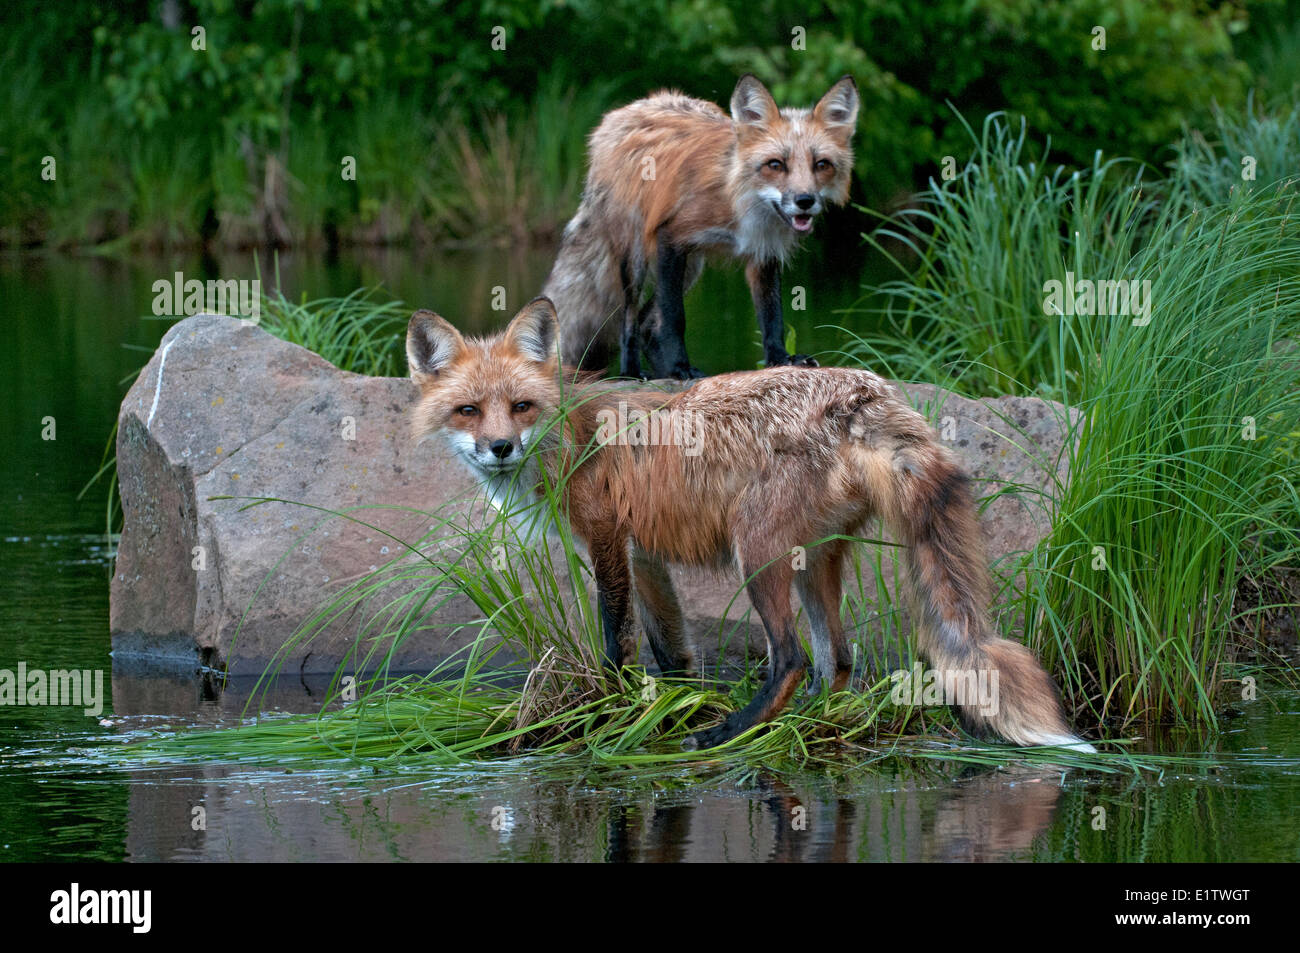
[642,236,705,379]
[794,540,853,696]
[618,257,646,378]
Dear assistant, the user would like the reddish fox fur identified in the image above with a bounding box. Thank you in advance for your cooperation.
[407,298,1094,752]
[543,74,859,379]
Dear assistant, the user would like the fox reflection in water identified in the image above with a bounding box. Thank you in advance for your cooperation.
[604,766,1063,862]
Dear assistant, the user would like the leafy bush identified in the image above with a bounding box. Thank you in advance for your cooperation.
[0,0,1277,246]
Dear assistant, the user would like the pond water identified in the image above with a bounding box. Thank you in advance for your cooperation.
[1,246,1297,863]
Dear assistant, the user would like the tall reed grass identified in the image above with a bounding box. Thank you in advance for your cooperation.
[839,112,1300,729]
[843,113,1155,399]
[1168,95,1300,208]
[426,74,617,246]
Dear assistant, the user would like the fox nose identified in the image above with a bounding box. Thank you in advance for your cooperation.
[489,439,514,460]
[794,193,816,211]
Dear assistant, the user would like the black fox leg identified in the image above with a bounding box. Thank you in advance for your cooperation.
[592,531,637,672]
[618,257,643,378]
[643,233,698,379]
[746,259,817,368]
[684,559,807,749]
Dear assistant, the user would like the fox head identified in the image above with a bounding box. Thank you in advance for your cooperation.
[729,74,859,235]
[407,297,562,479]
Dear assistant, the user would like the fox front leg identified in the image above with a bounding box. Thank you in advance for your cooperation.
[591,533,638,673]
[746,259,817,369]
[684,556,807,750]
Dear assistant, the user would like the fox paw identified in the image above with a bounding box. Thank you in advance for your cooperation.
[766,353,819,368]
[682,721,737,751]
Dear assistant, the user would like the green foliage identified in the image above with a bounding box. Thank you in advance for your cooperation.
[1233,0,1300,107]
[0,0,1278,247]
[0,43,54,245]
[720,0,1251,200]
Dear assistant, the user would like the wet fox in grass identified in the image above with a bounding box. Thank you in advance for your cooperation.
[407,298,1094,752]
[544,74,859,379]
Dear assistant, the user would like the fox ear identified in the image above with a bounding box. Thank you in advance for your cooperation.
[813,75,859,129]
[504,296,559,363]
[731,74,779,127]
[407,310,465,379]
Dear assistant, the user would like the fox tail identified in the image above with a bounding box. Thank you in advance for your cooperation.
[543,202,627,370]
[856,407,1095,752]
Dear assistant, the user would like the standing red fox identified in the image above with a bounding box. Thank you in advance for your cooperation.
[407,299,1094,752]
[543,74,859,379]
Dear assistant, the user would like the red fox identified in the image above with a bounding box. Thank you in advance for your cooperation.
[543,74,859,380]
[407,298,1095,753]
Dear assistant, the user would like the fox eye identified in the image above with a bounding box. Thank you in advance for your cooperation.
[512,401,533,413]
[765,158,786,172]
[456,405,478,417]
[814,158,833,171]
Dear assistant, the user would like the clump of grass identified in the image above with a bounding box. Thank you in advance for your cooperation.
[1168,94,1300,208]
[256,282,410,377]
[839,113,1300,729]
[1025,179,1300,729]
[843,112,1156,400]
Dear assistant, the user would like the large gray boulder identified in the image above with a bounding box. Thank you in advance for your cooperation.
[111,315,1076,675]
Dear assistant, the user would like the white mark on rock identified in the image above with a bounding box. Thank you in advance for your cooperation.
[147,335,180,428]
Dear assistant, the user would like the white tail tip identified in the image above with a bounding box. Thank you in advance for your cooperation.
[1029,733,1097,754]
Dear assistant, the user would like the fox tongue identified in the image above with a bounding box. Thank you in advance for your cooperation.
[792,214,813,232]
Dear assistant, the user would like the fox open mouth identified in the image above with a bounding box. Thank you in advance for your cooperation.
[774,202,815,233]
